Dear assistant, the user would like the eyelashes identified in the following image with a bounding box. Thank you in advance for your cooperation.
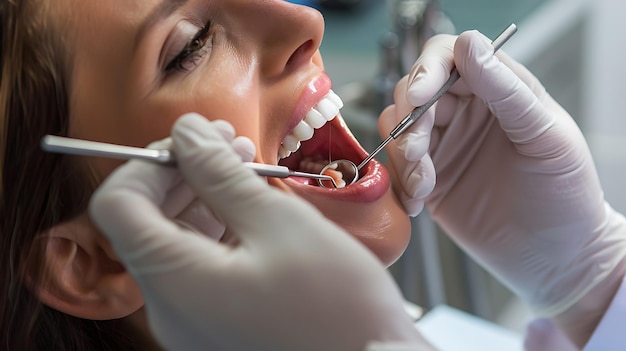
[165,20,213,72]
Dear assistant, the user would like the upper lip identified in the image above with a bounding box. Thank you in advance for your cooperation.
[284,73,333,141]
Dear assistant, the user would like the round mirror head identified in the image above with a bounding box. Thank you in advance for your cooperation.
[317,159,359,188]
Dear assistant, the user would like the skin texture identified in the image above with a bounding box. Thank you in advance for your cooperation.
[37,0,411,342]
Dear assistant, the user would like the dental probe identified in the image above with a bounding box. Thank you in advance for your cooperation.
[356,23,518,170]
[41,135,339,188]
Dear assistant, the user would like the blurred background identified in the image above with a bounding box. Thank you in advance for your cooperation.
[291,0,626,337]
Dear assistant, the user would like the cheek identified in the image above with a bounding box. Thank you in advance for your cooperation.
[343,198,411,267]
[176,71,262,149]
[125,82,261,150]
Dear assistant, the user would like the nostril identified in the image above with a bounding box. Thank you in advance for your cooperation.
[286,39,315,68]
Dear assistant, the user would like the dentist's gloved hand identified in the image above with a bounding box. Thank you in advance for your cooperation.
[377,80,436,217]
[380,30,626,347]
[89,113,431,351]
[132,121,256,243]
[523,319,577,351]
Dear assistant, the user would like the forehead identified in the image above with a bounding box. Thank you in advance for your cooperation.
[63,0,152,44]
[63,0,198,81]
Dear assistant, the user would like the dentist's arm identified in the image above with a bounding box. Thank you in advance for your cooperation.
[380,31,626,348]
[89,113,433,351]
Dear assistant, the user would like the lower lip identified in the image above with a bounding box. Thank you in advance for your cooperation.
[282,156,390,203]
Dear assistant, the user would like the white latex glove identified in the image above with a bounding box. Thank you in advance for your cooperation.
[89,113,432,351]
[380,30,626,347]
[377,70,437,217]
[138,121,256,243]
[523,319,577,351]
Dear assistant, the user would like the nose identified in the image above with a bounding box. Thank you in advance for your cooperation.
[225,0,325,79]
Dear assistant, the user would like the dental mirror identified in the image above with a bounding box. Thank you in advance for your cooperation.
[317,159,359,188]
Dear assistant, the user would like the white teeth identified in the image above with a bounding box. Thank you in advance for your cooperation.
[278,146,291,159]
[282,134,301,152]
[315,98,339,121]
[278,89,344,160]
[325,90,344,109]
[304,109,326,129]
[291,120,314,141]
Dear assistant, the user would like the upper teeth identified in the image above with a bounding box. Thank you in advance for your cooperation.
[278,90,344,159]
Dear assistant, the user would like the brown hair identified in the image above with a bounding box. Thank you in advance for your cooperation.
[1,0,138,349]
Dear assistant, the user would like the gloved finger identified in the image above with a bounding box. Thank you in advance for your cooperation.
[523,319,578,351]
[232,136,256,162]
[399,196,425,218]
[379,75,436,162]
[454,30,555,144]
[378,103,436,217]
[163,127,255,241]
[144,128,255,222]
[398,153,435,217]
[146,139,224,238]
[394,112,436,163]
[390,76,415,120]
[406,34,462,106]
[210,119,237,140]
[172,113,318,242]
[145,138,196,218]
[174,199,226,241]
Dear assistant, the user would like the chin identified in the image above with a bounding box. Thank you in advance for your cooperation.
[288,178,411,267]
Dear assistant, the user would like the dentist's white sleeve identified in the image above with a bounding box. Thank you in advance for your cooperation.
[584,275,626,350]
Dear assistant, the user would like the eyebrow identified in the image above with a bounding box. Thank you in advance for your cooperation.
[134,0,190,51]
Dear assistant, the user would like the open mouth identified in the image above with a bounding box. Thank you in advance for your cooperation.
[277,90,369,188]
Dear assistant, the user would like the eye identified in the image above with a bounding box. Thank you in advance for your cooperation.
[165,20,212,72]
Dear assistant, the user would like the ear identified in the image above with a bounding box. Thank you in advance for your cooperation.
[27,213,143,320]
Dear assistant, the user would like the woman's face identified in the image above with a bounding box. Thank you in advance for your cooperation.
[66,0,410,266]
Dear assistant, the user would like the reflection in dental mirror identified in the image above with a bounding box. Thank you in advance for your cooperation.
[300,157,358,188]
[318,159,359,188]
